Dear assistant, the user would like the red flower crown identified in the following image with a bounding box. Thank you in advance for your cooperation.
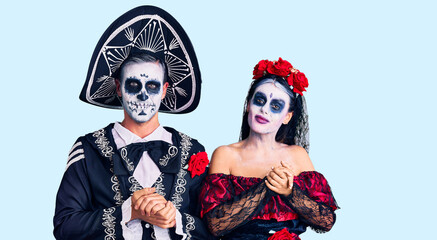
[252,57,309,96]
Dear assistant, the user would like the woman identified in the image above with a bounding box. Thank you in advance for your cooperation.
[200,58,339,239]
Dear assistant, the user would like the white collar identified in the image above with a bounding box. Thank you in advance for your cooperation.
[112,122,172,149]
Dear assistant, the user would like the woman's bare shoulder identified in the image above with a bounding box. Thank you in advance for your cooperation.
[208,142,243,174]
[285,145,315,173]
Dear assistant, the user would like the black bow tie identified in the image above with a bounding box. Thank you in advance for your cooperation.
[113,141,180,175]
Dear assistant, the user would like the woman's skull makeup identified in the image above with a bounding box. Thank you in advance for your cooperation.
[119,61,166,123]
[248,81,292,135]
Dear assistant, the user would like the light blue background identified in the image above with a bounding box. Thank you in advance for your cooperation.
[1,0,436,239]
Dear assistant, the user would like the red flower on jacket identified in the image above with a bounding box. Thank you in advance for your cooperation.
[268,228,300,240]
[188,152,209,178]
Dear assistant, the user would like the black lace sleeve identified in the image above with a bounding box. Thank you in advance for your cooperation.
[285,172,339,233]
[203,180,273,237]
[285,185,335,232]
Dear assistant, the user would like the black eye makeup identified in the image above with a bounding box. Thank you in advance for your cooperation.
[145,80,161,94]
[125,78,142,94]
[270,99,285,113]
[253,92,267,107]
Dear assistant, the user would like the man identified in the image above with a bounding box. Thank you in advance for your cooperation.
[54,6,211,240]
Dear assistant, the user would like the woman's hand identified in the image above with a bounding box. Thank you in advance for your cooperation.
[265,161,295,197]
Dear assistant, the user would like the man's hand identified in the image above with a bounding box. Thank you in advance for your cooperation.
[130,188,177,229]
[144,201,177,229]
[131,188,166,218]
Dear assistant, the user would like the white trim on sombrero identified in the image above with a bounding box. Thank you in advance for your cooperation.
[86,14,196,113]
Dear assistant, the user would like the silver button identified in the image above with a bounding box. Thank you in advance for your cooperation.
[145,223,150,228]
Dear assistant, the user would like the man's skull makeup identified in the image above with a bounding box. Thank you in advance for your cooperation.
[119,61,166,123]
[248,81,292,135]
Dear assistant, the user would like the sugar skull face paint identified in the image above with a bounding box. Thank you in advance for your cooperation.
[119,61,166,123]
[248,82,292,135]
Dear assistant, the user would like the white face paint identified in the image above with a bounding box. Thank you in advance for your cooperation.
[119,61,165,123]
[248,82,291,135]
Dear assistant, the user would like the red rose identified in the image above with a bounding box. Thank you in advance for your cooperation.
[287,71,308,96]
[268,228,300,240]
[187,152,209,178]
[266,57,293,78]
[253,59,270,79]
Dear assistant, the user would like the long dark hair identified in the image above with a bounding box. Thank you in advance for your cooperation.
[239,74,306,146]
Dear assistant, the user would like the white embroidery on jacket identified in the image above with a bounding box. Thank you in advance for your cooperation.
[111,175,124,205]
[102,207,116,240]
[171,132,192,209]
[93,128,123,205]
[159,145,178,166]
[184,213,195,240]
[153,173,166,197]
[128,176,142,193]
[93,128,115,158]
[120,147,134,172]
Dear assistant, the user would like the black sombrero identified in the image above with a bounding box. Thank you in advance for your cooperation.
[80,5,201,113]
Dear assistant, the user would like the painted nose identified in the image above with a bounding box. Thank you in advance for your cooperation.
[137,92,149,101]
[260,106,268,114]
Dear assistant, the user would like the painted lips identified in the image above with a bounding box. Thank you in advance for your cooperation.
[255,115,269,124]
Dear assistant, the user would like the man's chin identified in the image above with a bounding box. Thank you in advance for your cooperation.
[128,112,157,124]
